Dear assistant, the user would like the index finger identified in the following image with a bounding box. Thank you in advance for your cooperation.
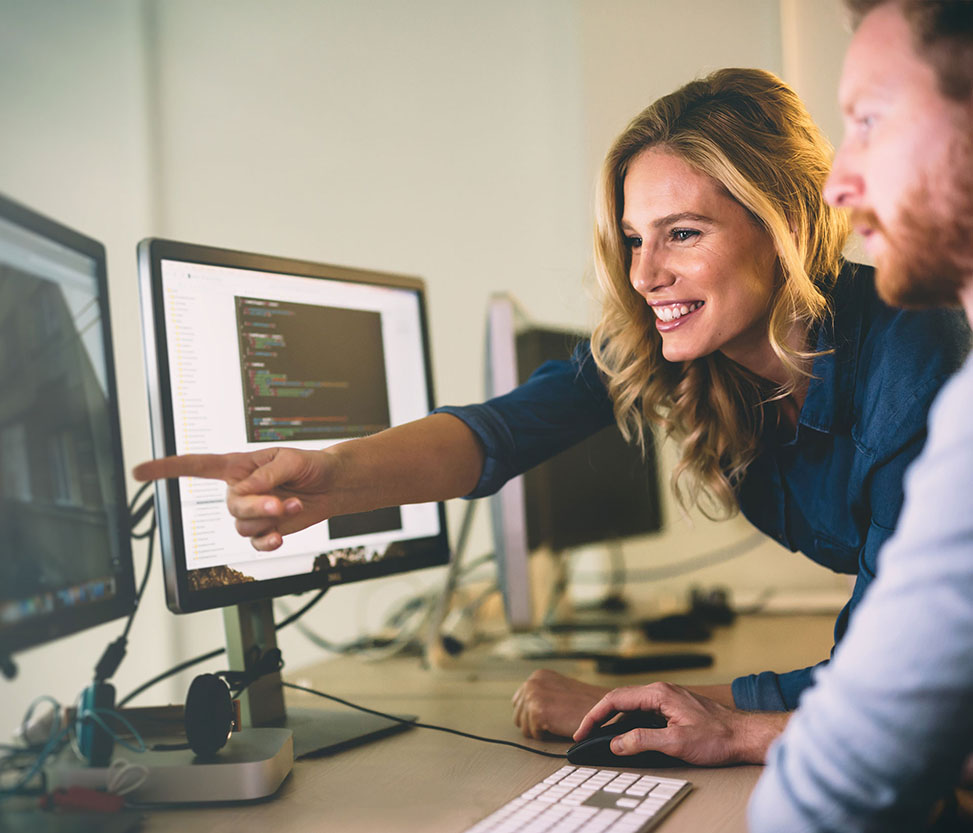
[573,685,668,741]
[133,454,237,483]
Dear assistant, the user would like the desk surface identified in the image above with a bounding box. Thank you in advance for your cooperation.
[134,613,836,833]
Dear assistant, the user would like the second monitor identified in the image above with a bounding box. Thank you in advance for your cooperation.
[486,294,663,631]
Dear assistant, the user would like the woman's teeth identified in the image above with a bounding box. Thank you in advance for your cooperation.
[653,301,703,322]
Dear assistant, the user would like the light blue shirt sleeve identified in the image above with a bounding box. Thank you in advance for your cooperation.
[748,355,973,832]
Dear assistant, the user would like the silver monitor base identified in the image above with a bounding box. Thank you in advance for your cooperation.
[280,706,415,759]
[47,727,293,805]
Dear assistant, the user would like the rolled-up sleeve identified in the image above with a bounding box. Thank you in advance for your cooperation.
[731,664,828,712]
[433,341,616,498]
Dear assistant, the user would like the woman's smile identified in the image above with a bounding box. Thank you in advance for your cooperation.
[651,300,705,329]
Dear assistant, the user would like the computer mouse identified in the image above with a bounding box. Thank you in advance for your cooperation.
[567,711,685,768]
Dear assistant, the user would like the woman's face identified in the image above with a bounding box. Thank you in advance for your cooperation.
[622,149,780,371]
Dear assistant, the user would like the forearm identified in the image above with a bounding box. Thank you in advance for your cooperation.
[737,710,792,763]
[687,685,791,763]
[685,683,735,707]
[327,413,485,514]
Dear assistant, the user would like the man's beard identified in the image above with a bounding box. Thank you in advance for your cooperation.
[851,132,973,310]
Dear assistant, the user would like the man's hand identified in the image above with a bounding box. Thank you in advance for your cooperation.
[574,682,791,766]
[133,447,340,551]
[512,669,610,739]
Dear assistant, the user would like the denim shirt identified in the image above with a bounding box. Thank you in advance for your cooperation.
[436,263,970,710]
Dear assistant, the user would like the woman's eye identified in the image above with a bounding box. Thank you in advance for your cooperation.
[670,228,699,242]
[624,235,643,250]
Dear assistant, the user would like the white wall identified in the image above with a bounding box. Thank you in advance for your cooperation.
[780,0,852,144]
[1,0,853,724]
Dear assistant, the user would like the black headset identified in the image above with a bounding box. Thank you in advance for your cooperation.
[183,647,283,758]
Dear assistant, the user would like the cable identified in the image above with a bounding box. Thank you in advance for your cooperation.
[0,653,15,681]
[276,588,327,630]
[282,681,568,760]
[1,697,70,796]
[541,553,571,628]
[570,531,765,584]
[105,759,149,797]
[278,544,497,661]
[222,647,284,698]
[121,516,155,641]
[422,500,478,658]
[116,588,328,708]
[70,707,148,759]
[116,648,224,710]
[129,481,155,531]
[92,484,158,684]
[732,587,779,615]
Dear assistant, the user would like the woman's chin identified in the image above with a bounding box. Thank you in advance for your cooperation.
[660,341,702,363]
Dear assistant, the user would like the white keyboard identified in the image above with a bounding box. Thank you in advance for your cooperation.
[462,764,692,833]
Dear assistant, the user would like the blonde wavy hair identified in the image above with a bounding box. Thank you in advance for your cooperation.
[591,68,850,518]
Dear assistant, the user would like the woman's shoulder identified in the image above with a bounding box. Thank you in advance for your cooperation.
[837,263,971,449]
[848,265,969,373]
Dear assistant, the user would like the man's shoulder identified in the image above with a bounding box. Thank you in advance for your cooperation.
[926,353,973,438]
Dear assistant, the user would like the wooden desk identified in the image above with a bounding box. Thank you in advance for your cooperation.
[136,613,836,833]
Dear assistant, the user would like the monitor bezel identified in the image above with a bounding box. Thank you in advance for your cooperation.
[0,191,136,658]
[137,237,451,614]
[485,294,532,631]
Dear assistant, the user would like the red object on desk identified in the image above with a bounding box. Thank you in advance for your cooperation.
[39,786,125,813]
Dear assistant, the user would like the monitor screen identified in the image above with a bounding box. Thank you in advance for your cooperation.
[0,193,135,662]
[486,294,662,631]
[138,239,450,614]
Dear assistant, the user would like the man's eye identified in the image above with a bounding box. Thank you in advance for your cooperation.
[856,114,876,135]
[624,235,643,250]
[670,229,699,242]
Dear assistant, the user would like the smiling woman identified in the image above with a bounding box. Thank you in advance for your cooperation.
[592,68,848,518]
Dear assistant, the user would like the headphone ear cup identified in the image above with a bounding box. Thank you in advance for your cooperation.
[185,673,234,758]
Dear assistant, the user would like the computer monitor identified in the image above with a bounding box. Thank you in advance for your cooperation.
[486,294,662,631]
[137,238,450,757]
[0,192,136,678]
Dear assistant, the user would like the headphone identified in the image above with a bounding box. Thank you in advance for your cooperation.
[183,647,284,758]
[76,647,284,763]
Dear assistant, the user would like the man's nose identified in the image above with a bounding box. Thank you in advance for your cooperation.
[824,145,864,208]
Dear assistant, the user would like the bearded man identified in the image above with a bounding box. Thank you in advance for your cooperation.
[748,2,973,830]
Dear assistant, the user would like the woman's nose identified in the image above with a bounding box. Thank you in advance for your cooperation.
[630,248,674,295]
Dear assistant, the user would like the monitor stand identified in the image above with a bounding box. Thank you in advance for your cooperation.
[225,597,415,760]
